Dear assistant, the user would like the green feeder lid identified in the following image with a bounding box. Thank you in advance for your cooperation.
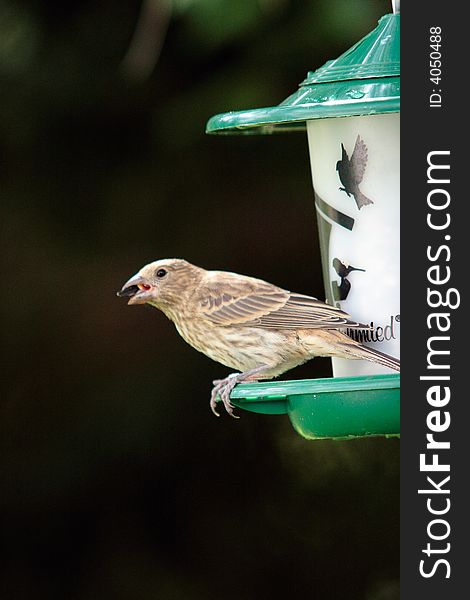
[206,12,400,135]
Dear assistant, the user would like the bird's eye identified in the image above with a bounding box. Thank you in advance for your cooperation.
[156,268,167,278]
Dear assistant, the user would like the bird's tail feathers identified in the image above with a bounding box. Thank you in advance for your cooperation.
[354,344,400,372]
[355,190,373,209]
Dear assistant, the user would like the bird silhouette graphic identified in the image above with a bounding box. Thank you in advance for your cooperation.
[336,135,373,209]
[332,258,365,301]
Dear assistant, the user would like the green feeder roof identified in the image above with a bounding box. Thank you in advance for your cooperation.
[206,12,400,135]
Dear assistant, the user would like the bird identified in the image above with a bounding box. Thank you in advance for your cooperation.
[336,135,373,209]
[117,259,400,418]
[332,258,365,301]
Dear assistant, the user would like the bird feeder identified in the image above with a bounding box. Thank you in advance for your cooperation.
[206,6,400,438]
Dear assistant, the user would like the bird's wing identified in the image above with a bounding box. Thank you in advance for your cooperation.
[349,135,368,184]
[340,143,349,163]
[253,293,368,329]
[196,274,368,330]
[196,275,288,325]
[333,258,347,278]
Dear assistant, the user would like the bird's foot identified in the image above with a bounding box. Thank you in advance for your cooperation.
[209,365,268,419]
[210,373,241,419]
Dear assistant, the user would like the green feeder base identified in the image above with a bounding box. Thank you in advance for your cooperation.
[228,374,400,440]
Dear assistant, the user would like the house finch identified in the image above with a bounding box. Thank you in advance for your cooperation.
[117,259,400,418]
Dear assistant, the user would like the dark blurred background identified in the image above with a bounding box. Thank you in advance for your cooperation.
[1,1,398,598]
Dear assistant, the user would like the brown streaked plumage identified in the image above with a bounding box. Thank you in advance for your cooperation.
[117,259,400,417]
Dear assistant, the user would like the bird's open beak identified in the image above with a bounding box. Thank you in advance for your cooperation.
[117,274,153,305]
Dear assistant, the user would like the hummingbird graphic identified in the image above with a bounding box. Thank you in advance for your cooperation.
[332,258,365,301]
[336,135,373,210]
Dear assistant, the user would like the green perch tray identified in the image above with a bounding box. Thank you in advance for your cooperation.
[229,374,400,440]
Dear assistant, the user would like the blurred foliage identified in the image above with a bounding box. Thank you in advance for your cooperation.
[1,1,398,599]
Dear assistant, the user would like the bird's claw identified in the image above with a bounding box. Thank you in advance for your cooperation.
[209,374,241,419]
[209,385,221,417]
